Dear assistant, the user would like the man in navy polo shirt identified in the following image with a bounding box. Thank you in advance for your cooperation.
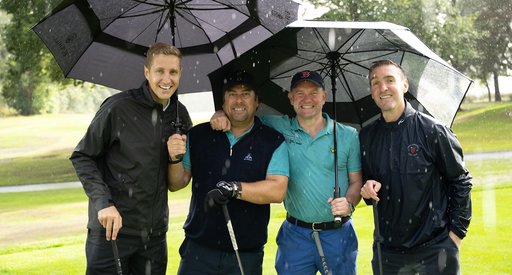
[167,71,289,274]
[211,70,363,275]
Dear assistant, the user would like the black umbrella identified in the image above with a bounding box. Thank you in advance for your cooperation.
[32,0,299,92]
[208,20,473,222]
[209,20,473,129]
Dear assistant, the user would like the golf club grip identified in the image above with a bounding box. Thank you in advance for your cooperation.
[111,240,123,275]
[222,206,238,250]
[334,216,342,224]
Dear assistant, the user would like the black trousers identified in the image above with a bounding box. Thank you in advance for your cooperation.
[85,230,167,275]
[372,235,460,275]
[177,238,264,275]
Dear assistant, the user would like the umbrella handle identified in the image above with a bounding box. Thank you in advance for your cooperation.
[172,121,184,160]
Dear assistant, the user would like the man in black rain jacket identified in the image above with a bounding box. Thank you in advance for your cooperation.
[360,60,472,275]
[70,43,192,274]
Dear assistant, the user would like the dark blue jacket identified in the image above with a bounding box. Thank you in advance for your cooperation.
[360,101,472,250]
[184,117,285,251]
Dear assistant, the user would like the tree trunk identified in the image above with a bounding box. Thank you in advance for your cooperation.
[485,80,491,102]
[493,71,502,102]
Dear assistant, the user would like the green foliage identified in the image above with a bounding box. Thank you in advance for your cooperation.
[307,0,490,90]
[0,0,70,115]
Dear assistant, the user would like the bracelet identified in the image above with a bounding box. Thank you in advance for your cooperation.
[349,202,355,213]
[168,158,183,164]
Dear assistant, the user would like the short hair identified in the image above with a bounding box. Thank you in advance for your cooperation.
[368,60,407,84]
[145,42,182,68]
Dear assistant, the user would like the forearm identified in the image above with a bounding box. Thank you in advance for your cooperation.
[238,175,288,204]
[70,151,112,211]
[167,163,191,191]
[448,174,473,239]
[345,171,363,206]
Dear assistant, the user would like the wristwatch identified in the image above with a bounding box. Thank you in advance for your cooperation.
[234,182,243,199]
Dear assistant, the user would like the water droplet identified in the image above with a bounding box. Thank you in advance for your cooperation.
[151,109,158,126]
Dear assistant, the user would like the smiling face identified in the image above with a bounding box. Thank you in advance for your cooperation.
[222,84,259,128]
[369,64,409,122]
[288,80,326,120]
[144,54,181,106]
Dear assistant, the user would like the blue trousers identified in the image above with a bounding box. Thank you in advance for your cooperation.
[275,219,358,275]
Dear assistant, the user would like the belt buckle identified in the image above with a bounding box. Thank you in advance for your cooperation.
[311,222,322,231]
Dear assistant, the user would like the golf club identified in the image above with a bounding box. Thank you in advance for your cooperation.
[312,231,330,275]
[111,239,123,275]
[222,204,245,275]
[372,200,383,275]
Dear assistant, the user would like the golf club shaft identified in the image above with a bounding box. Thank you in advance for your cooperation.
[111,239,123,275]
[328,52,342,225]
[372,200,383,275]
[312,231,330,275]
[222,205,245,275]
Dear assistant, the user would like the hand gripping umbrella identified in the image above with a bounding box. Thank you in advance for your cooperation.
[209,20,472,222]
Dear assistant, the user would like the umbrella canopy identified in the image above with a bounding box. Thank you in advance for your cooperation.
[209,20,473,129]
[33,0,299,92]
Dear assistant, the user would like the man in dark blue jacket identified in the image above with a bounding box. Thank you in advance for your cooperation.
[70,42,192,274]
[167,71,289,274]
[360,60,472,275]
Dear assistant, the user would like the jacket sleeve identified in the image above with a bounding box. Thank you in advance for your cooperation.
[69,102,114,212]
[435,124,472,239]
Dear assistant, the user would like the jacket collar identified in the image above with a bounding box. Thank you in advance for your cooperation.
[378,100,416,127]
[140,81,178,110]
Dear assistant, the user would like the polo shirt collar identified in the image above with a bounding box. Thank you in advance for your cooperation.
[291,112,334,135]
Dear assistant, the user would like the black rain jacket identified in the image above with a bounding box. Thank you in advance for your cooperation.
[70,82,192,236]
[360,101,472,250]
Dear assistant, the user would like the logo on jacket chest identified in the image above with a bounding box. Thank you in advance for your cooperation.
[243,153,253,161]
[407,144,420,156]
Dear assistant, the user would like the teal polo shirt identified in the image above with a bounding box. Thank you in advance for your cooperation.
[261,113,361,223]
[183,124,289,177]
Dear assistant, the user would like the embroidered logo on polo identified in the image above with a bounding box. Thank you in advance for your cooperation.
[283,132,302,145]
[407,144,420,156]
[243,153,253,161]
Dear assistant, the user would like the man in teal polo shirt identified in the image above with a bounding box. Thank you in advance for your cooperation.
[211,70,363,275]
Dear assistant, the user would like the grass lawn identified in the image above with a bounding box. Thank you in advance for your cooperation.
[452,102,512,152]
[0,102,511,274]
[1,181,511,274]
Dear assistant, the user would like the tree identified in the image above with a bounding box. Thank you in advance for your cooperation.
[470,0,512,102]
[0,0,65,115]
[307,0,479,88]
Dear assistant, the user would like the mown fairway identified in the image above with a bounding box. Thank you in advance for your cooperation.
[0,102,511,274]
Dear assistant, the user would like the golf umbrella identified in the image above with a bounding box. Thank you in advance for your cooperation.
[208,20,473,129]
[208,20,472,215]
[32,0,299,92]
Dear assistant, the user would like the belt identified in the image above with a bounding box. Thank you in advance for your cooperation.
[286,215,350,231]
